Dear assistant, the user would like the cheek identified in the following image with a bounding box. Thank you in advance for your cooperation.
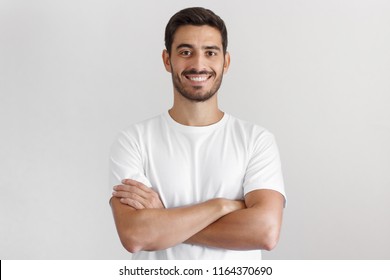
[215,64,226,75]
[215,59,227,71]
[170,63,184,76]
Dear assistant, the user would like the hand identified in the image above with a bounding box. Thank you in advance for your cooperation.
[112,179,164,209]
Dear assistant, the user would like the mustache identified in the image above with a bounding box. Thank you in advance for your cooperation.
[182,69,214,76]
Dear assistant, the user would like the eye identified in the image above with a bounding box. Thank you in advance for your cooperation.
[180,50,192,57]
[206,51,217,57]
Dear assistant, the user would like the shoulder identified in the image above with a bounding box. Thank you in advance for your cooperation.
[226,114,275,143]
[119,113,165,138]
[111,113,166,150]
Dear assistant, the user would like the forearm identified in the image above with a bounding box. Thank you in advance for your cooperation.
[185,207,278,250]
[185,190,284,251]
[111,197,242,253]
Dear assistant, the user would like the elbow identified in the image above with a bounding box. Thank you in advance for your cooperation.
[260,227,280,251]
[252,222,280,251]
[123,243,142,254]
[118,226,150,253]
[120,234,144,254]
[261,234,279,251]
[119,229,163,253]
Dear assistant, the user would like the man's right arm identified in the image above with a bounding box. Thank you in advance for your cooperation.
[110,193,244,253]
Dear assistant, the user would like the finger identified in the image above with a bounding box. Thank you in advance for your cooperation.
[114,189,164,209]
[123,192,150,208]
[113,190,142,200]
[114,184,133,192]
[116,180,155,198]
[121,179,153,193]
[112,190,129,198]
[115,181,164,209]
[114,185,151,200]
[120,198,145,210]
[121,178,143,187]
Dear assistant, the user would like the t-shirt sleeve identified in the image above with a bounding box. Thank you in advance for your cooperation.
[242,130,286,205]
[108,130,152,199]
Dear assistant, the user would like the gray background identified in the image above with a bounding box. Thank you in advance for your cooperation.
[1,0,389,259]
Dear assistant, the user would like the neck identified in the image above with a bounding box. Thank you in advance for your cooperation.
[169,93,224,126]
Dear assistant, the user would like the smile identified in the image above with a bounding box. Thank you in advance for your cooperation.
[184,74,212,82]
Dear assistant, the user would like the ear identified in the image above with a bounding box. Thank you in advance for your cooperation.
[223,52,231,74]
[162,50,172,73]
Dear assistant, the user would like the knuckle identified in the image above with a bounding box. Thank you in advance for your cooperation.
[121,192,130,198]
[134,200,144,209]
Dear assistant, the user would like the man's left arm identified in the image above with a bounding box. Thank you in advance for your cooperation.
[185,189,284,251]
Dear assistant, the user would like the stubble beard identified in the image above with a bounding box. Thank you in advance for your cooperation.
[171,69,224,103]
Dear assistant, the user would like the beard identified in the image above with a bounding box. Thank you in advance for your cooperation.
[171,68,224,103]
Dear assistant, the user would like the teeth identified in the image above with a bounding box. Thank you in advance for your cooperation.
[189,76,208,82]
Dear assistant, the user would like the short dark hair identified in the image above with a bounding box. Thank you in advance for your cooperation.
[164,7,228,54]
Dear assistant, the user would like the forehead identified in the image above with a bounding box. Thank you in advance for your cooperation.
[172,25,222,48]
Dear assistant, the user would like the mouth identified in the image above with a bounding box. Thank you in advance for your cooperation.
[182,70,213,84]
[185,75,211,82]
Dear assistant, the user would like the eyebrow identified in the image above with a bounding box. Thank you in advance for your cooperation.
[176,44,221,51]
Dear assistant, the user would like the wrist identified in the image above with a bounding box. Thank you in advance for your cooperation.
[211,198,245,215]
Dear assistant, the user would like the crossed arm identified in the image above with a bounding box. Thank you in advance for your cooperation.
[110,179,284,253]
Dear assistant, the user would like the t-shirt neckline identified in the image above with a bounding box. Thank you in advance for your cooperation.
[163,111,229,134]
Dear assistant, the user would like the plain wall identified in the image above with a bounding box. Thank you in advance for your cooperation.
[1,0,389,259]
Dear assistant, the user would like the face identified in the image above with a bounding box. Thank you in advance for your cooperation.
[163,25,230,102]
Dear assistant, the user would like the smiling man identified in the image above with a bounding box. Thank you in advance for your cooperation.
[109,7,286,260]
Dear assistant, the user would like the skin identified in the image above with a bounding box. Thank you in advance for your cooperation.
[110,25,285,253]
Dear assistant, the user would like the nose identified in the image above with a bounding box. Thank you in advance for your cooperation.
[189,52,207,71]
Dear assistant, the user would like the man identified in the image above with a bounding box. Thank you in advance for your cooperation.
[109,7,286,260]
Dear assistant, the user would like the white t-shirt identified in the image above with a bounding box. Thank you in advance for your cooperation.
[109,111,286,260]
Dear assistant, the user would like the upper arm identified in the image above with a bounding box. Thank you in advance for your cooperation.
[245,189,284,223]
[244,189,285,250]
[245,189,285,209]
[243,131,286,205]
[109,130,152,201]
